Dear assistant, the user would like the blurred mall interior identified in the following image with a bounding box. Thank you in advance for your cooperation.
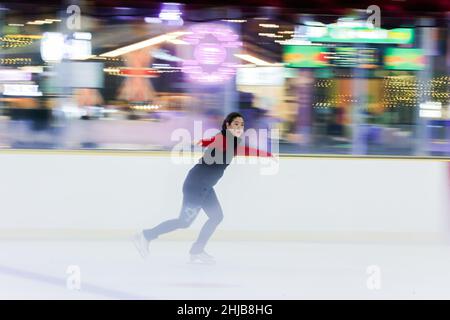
[0,0,449,156]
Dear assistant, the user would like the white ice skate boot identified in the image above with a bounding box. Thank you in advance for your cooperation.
[189,251,216,265]
[132,231,150,259]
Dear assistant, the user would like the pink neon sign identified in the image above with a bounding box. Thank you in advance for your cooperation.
[182,23,242,84]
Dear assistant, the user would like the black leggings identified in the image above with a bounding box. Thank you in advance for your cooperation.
[143,182,224,254]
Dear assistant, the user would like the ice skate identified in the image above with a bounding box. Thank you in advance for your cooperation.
[132,231,150,259]
[189,251,216,265]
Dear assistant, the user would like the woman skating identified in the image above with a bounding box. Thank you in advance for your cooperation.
[133,112,272,264]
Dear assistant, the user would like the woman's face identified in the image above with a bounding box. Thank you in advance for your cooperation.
[226,117,244,137]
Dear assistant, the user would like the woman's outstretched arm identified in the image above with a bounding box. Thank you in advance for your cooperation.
[196,133,221,147]
[236,144,273,157]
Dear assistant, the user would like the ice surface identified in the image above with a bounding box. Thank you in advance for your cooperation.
[0,240,449,299]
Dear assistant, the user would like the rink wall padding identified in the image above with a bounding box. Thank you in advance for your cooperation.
[0,151,448,244]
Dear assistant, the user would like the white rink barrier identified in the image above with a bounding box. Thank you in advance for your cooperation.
[0,150,448,244]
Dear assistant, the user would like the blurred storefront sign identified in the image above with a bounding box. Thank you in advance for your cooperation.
[283,45,328,68]
[3,84,42,96]
[329,47,378,69]
[181,23,242,84]
[40,32,92,62]
[283,45,378,69]
[236,67,285,86]
[40,32,65,62]
[119,68,157,77]
[420,101,442,118]
[296,25,414,44]
[384,48,425,71]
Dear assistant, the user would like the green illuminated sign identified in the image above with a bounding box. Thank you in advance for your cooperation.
[283,45,328,68]
[384,48,425,70]
[307,26,414,44]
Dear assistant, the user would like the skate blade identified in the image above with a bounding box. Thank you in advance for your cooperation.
[188,257,216,265]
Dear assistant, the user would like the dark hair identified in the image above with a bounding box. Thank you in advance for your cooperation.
[221,112,244,131]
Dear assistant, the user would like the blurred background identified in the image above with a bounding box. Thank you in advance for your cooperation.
[0,0,448,156]
[0,1,449,300]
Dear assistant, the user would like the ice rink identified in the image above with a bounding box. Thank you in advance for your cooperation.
[1,239,450,300]
[0,153,447,299]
